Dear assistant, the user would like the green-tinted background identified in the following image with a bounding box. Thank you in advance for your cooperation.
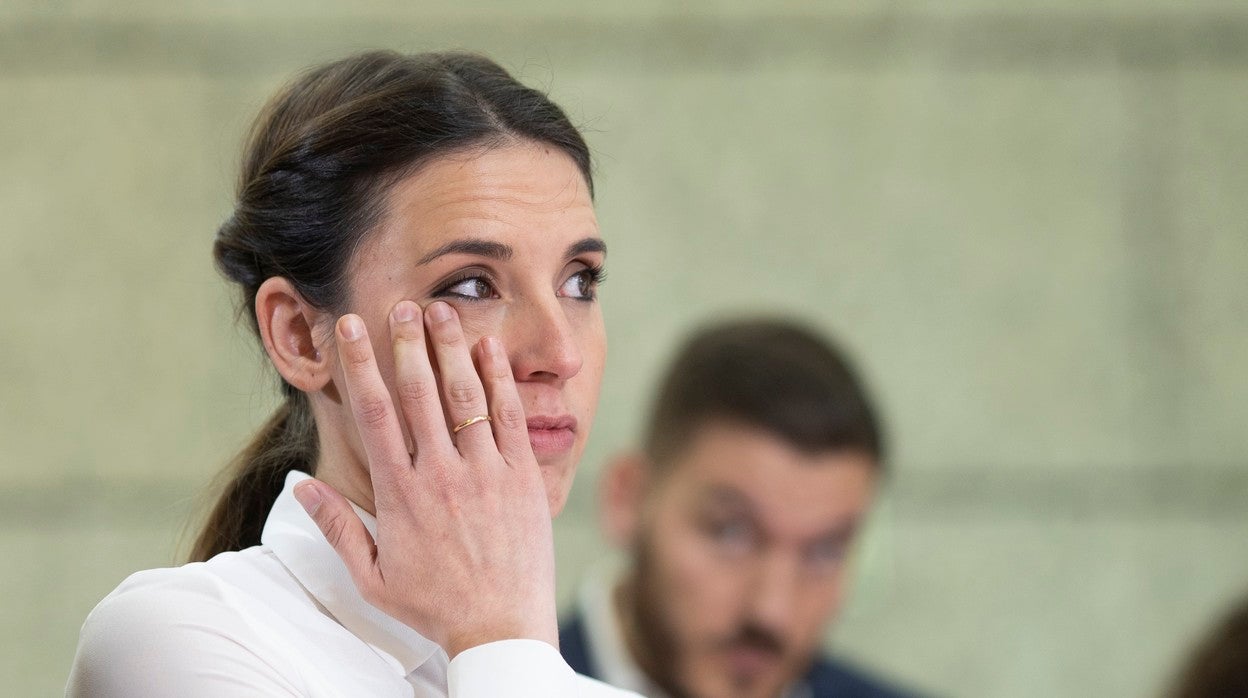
[3,2,1246,696]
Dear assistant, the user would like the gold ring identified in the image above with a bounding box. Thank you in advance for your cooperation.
[452,414,492,434]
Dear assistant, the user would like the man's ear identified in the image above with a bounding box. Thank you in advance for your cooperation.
[599,451,651,548]
[255,277,332,393]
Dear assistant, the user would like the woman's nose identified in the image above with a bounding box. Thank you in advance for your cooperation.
[505,299,584,382]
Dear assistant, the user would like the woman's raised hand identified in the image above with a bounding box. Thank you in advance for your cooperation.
[292,300,558,658]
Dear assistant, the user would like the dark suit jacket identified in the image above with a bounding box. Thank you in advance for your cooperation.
[560,612,920,698]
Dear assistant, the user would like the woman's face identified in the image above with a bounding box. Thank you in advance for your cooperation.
[337,141,605,516]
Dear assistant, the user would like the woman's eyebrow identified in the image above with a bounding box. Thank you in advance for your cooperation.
[567,237,607,258]
[417,239,514,265]
[416,237,604,266]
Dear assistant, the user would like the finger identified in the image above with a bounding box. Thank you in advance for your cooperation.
[336,314,410,493]
[389,301,453,460]
[424,301,495,457]
[476,336,532,468]
[293,479,381,599]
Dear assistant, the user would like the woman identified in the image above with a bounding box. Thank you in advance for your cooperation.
[68,50,638,697]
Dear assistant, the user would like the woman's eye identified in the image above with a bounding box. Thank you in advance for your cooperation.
[438,276,496,300]
[559,268,602,300]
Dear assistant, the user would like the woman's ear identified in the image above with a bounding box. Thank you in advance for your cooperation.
[255,277,332,393]
[598,452,651,548]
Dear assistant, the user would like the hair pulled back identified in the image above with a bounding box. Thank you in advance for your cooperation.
[191,50,593,562]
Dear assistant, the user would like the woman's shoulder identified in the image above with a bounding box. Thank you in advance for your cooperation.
[74,559,243,653]
[84,547,294,625]
[67,548,310,697]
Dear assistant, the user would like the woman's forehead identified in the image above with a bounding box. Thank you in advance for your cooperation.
[354,143,598,272]
[388,143,593,226]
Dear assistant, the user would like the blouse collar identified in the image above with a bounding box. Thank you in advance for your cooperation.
[262,470,444,677]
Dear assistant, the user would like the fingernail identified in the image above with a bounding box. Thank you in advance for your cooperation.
[293,481,322,516]
[481,336,500,357]
[426,301,452,323]
[340,315,364,341]
[392,301,418,324]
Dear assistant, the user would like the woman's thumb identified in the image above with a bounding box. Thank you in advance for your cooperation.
[294,479,379,593]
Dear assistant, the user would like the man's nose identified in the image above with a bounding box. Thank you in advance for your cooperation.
[747,552,800,638]
[505,297,583,382]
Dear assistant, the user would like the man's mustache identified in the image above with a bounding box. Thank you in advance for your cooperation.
[716,624,786,658]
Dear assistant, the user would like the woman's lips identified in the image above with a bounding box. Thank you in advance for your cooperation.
[526,415,577,455]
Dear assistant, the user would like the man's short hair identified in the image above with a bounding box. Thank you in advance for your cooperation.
[642,317,884,468]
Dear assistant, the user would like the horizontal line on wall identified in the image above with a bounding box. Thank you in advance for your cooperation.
[4,464,1245,528]
[885,464,1248,522]
[5,478,206,530]
[0,13,1246,77]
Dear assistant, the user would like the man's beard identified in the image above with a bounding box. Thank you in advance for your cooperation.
[616,533,689,698]
[617,531,793,698]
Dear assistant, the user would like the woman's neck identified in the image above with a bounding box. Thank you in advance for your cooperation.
[311,404,378,516]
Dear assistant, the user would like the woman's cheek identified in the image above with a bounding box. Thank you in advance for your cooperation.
[570,305,607,381]
[449,303,507,349]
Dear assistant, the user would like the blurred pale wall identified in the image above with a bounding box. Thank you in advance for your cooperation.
[3,1,1247,696]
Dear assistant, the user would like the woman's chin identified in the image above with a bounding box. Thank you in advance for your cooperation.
[537,460,576,517]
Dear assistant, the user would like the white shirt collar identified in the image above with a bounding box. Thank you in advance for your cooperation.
[261,470,444,677]
[577,565,663,696]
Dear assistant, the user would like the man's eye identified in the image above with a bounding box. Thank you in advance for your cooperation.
[806,538,848,567]
[714,521,750,542]
[704,519,756,556]
[438,277,495,300]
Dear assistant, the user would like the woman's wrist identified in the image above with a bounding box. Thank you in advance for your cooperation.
[445,624,558,659]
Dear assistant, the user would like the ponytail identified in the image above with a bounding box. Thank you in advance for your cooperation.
[188,392,317,562]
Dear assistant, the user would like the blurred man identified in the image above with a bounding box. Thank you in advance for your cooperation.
[560,319,917,698]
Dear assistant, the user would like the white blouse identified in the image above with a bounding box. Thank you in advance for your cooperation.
[67,471,637,698]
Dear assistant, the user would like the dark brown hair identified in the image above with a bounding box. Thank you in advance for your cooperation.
[642,318,884,468]
[190,50,593,562]
[1169,595,1248,698]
